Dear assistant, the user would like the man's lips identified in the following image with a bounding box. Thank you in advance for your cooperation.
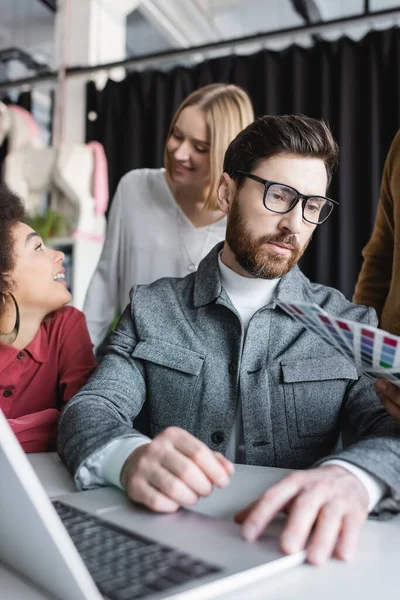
[270,242,293,249]
[265,241,295,254]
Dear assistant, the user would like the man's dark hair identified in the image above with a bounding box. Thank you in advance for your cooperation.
[0,184,26,313]
[223,114,339,187]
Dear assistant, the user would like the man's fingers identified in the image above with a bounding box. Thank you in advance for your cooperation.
[306,505,344,565]
[236,467,368,563]
[375,380,400,422]
[124,429,234,514]
[234,500,258,524]
[375,379,398,400]
[128,478,180,513]
[334,513,364,562]
[148,464,200,506]
[213,451,235,476]
[280,490,325,555]
[240,475,301,542]
[381,397,400,423]
[234,484,297,527]
[375,379,400,406]
[159,447,214,497]
[171,429,232,488]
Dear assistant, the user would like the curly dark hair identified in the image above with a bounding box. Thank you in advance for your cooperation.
[0,184,26,315]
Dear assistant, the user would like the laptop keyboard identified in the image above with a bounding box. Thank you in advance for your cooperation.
[52,500,222,600]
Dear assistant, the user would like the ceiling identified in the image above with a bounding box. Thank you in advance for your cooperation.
[1,0,400,82]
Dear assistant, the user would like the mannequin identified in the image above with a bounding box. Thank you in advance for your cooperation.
[0,101,108,309]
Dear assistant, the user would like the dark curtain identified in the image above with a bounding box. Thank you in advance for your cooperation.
[86,27,400,300]
[0,91,32,180]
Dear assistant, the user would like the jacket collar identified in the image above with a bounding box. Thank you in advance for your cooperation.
[273,263,308,305]
[193,242,308,308]
[193,242,225,307]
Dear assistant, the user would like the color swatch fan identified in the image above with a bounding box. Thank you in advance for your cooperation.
[277,301,400,387]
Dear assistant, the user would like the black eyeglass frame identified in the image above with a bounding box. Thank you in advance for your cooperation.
[234,170,339,225]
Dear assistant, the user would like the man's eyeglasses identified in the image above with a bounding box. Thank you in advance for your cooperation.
[234,170,338,225]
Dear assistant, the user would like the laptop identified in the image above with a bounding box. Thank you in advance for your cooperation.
[0,410,305,600]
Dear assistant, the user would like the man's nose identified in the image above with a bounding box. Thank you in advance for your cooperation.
[278,201,303,234]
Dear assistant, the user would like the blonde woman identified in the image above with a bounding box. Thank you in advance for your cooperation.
[84,83,254,350]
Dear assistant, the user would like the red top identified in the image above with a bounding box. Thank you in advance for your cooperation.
[0,307,97,452]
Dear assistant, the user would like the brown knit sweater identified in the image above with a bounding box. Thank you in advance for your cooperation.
[354,130,400,334]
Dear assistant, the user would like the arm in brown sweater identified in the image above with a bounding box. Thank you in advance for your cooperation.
[353,130,400,317]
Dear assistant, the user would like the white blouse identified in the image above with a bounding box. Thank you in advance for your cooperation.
[83,168,227,349]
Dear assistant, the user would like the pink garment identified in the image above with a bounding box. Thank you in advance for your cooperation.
[87,140,109,216]
[73,231,105,243]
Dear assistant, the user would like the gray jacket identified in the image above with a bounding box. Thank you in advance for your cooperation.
[59,243,400,506]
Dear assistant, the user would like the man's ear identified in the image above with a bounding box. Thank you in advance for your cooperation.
[217,172,235,215]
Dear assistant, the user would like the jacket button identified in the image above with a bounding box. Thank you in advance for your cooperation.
[3,389,12,398]
[211,431,224,445]
[17,352,24,360]
[228,361,237,375]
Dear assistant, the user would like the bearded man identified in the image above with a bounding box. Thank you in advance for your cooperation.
[59,115,400,566]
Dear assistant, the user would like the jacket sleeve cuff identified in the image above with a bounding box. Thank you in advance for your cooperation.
[75,435,151,490]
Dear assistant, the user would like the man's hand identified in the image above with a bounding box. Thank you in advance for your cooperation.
[121,426,234,513]
[234,466,369,565]
[375,379,400,423]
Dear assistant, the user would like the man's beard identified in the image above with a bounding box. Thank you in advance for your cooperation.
[225,197,311,279]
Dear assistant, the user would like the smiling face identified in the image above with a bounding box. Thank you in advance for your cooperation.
[165,105,211,188]
[218,153,328,279]
[9,222,71,316]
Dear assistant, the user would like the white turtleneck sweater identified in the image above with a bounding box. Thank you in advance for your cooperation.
[218,254,280,463]
[78,254,386,512]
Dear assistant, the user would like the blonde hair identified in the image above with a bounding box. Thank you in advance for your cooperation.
[164,83,254,211]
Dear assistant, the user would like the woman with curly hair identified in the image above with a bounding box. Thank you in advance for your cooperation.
[0,184,96,452]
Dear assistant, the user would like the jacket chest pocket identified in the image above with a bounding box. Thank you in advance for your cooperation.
[132,338,205,428]
[281,356,358,449]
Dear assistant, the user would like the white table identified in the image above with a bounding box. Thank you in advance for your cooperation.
[1,454,400,599]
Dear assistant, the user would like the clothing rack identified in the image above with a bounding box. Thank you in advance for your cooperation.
[1,6,400,92]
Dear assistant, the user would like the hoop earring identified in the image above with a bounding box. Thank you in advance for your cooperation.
[0,293,20,345]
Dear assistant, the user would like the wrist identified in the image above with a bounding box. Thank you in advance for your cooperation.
[319,464,369,506]
[120,443,150,488]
